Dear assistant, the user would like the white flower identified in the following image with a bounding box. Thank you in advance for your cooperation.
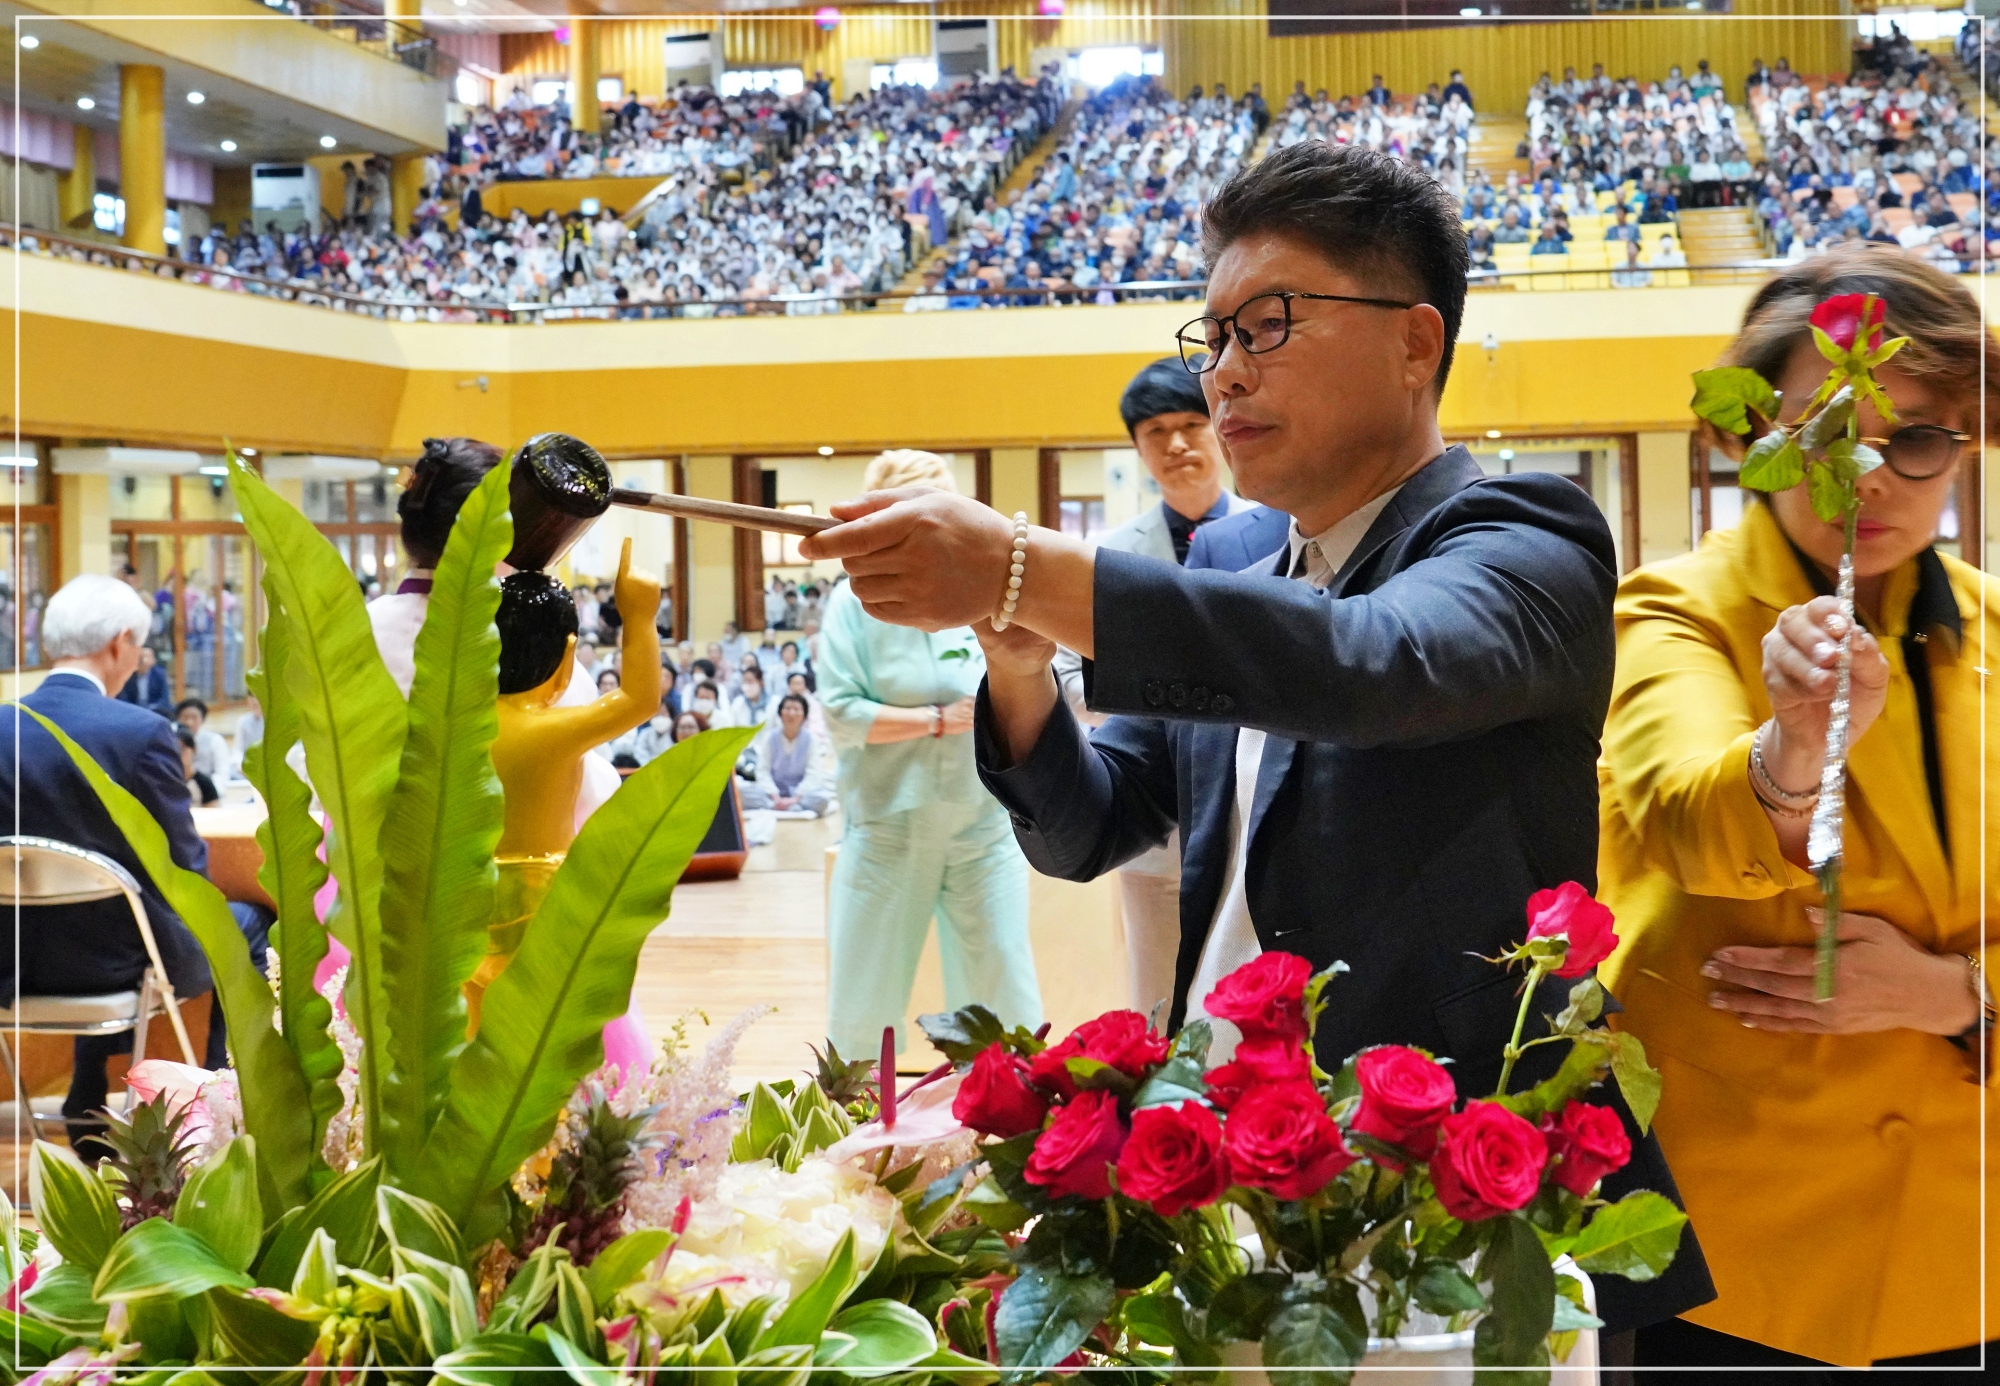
[651,1156,895,1310]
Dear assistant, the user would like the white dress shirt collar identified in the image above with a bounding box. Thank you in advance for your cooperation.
[1283,485,1406,589]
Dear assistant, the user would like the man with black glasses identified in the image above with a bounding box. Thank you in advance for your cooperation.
[801,142,1713,1341]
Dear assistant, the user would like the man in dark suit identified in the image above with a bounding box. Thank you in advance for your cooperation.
[116,644,174,718]
[803,142,1710,1336]
[0,575,265,1136]
[1183,500,1288,573]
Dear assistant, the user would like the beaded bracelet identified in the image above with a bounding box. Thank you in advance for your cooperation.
[993,511,1029,631]
[1750,721,1819,818]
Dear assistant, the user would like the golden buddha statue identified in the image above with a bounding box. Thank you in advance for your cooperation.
[469,537,662,1030]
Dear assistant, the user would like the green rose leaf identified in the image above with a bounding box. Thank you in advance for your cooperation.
[1806,460,1855,524]
[1119,1291,1195,1350]
[93,1218,255,1303]
[1131,1054,1208,1109]
[1475,1215,1556,1373]
[963,1176,1033,1234]
[1570,1190,1688,1282]
[1796,387,1855,453]
[1690,367,1780,435]
[1496,1033,1610,1124]
[917,1004,1008,1063]
[1825,437,1884,482]
[1412,1260,1488,1316]
[1262,1300,1363,1386]
[993,1261,1116,1382]
[1606,1030,1662,1135]
[1737,429,1806,494]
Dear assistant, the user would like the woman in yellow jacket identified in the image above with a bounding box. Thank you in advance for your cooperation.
[1600,247,1996,1377]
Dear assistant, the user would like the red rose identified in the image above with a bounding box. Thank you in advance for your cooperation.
[1029,1011,1169,1098]
[1115,1101,1232,1215]
[1023,1090,1129,1201]
[1524,881,1620,978]
[1203,952,1314,1043]
[1221,1080,1355,1200]
[953,1043,1051,1138]
[1430,1101,1548,1221]
[1810,292,1886,353]
[1350,1045,1457,1162]
[1203,1037,1310,1112]
[1540,1102,1632,1198]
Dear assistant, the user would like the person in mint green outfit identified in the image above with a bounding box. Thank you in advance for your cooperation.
[818,450,1044,1056]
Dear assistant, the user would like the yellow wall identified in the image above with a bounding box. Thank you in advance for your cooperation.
[500,18,715,98]
[988,447,1041,522]
[57,473,110,584]
[1161,1,1851,108]
[1637,430,1692,567]
[683,454,738,640]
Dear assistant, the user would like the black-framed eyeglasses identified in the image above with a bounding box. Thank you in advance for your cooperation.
[1176,290,1418,374]
[1857,426,1972,481]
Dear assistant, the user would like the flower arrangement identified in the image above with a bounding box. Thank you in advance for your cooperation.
[921,885,1683,1384]
[1690,292,1912,998]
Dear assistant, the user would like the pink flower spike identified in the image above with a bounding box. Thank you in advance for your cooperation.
[879,1027,898,1129]
[671,1193,693,1236]
[824,1071,970,1165]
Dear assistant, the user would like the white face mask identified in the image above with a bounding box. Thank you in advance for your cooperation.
[651,715,672,733]
[693,698,716,716]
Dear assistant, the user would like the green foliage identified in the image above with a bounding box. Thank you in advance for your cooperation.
[1411,1261,1487,1316]
[1688,367,1780,435]
[242,601,344,1186]
[20,1264,105,1337]
[579,1229,671,1307]
[231,454,409,1161]
[18,708,316,1206]
[1569,1191,1688,1283]
[915,1004,1007,1063]
[174,1136,263,1272]
[827,1300,938,1371]
[255,1158,383,1290]
[92,1218,254,1303]
[28,1142,121,1273]
[1605,1031,1662,1135]
[412,726,756,1234]
[377,462,511,1178]
[1737,428,1805,493]
[1808,462,1856,524]
[808,1038,878,1106]
[1472,1216,1555,1381]
[992,1261,1116,1383]
[378,1186,469,1270]
[757,1229,855,1350]
[1262,1299,1363,1386]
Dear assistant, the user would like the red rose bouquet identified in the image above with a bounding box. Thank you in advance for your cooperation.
[915,882,1686,1385]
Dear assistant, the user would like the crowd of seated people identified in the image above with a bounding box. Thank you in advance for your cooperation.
[3,72,1055,320]
[912,75,1251,308]
[1271,71,1477,193]
[1745,37,1991,272]
[1522,60,1752,209]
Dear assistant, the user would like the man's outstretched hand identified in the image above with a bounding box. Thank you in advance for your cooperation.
[799,487,1020,632]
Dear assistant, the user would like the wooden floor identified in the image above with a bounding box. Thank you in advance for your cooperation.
[6,817,1131,1201]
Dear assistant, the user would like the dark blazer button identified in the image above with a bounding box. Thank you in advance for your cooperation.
[1143,680,1165,707]
[1168,682,1187,708]
[1191,685,1211,711]
[1211,693,1235,716]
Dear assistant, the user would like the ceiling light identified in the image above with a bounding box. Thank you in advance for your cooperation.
[1458,5,1482,14]
[817,446,834,457]
[19,35,38,50]
[1485,428,1502,439]
[239,447,258,456]
[319,135,337,148]
[219,139,237,152]
[75,96,95,110]
[198,465,229,477]
[186,90,205,105]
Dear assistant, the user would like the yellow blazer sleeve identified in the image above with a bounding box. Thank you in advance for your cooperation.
[1602,569,1819,901]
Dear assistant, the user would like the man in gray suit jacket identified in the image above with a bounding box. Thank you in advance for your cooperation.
[1056,357,1261,1015]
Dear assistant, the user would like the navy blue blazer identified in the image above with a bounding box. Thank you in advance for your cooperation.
[1184,503,1290,573]
[0,672,212,1006]
[117,664,174,719]
[976,447,1713,1326]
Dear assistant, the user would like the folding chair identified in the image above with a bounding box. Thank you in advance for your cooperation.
[0,836,200,1142]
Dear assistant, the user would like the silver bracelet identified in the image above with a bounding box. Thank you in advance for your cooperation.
[992,511,1029,631]
[1751,721,1819,815]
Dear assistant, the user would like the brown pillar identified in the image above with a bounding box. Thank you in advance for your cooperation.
[731,455,765,631]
